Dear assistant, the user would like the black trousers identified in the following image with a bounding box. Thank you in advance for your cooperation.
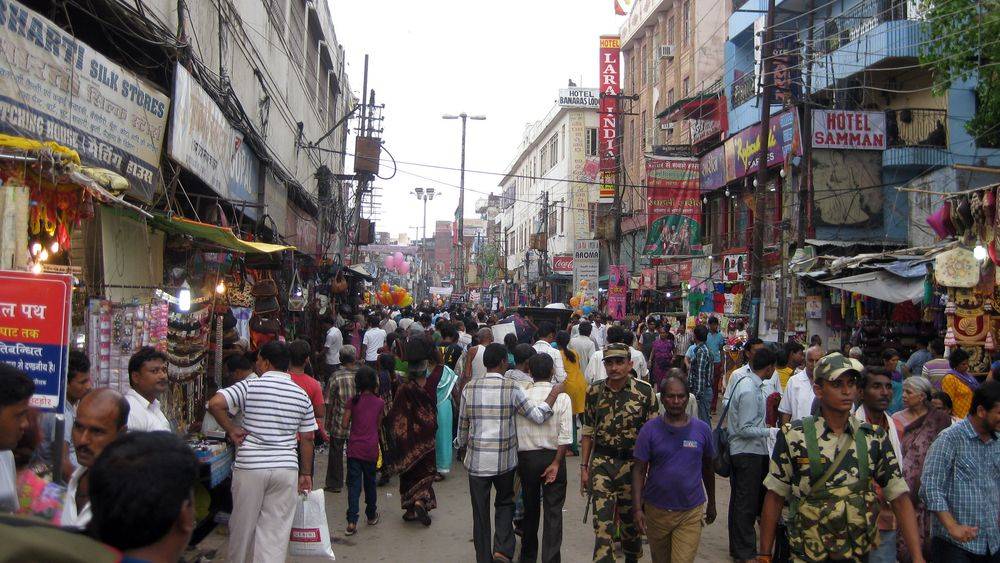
[728,453,769,560]
[325,437,346,490]
[469,469,517,563]
[517,450,566,563]
[932,537,1000,563]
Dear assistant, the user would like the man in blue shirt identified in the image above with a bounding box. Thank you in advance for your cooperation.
[920,380,1000,562]
[706,317,726,414]
[688,325,714,424]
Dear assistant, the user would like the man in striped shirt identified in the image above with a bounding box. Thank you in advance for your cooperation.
[208,341,317,563]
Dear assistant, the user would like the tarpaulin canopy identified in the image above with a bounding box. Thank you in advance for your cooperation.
[147,214,292,254]
[811,270,924,304]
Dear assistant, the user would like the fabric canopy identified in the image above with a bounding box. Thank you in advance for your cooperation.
[812,270,923,304]
[148,214,292,254]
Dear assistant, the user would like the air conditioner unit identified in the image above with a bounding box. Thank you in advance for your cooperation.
[658,45,676,59]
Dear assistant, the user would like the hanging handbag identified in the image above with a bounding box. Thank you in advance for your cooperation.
[288,271,307,312]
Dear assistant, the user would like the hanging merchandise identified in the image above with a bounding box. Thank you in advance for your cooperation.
[87,300,169,393]
[288,270,307,312]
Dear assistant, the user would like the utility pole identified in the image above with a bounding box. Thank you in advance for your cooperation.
[797,0,816,248]
[442,112,486,299]
[350,55,370,265]
[748,0,777,340]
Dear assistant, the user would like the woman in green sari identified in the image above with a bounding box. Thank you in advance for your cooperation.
[425,345,457,479]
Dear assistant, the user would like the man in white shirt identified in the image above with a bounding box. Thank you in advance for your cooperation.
[361,314,387,367]
[532,321,567,383]
[64,388,130,528]
[381,312,397,335]
[125,347,171,432]
[516,353,573,563]
[0,365,34,513]
[322,317,344,386]
[208,341,317,563]
[584,325,648,384]
[38,350,92,479]
[570,322,598,375]
[778,345,825,424]
[591,315,608,349]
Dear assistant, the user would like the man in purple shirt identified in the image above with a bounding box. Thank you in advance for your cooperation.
[632,374,717,563]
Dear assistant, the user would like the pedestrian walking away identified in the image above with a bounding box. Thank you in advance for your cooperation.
[341,366,385,536]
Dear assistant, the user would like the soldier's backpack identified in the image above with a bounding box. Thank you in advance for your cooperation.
[787,416,880,560]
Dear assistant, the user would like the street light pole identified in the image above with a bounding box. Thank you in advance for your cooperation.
[412,187,435,301]
[443,112,485,299]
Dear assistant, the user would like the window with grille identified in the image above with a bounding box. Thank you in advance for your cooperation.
[683,77,690,96]
[548,135,558,169]
[586,128,598,156]
[288,0,305,68]
[589,203,598,232]
[683,1,691,45]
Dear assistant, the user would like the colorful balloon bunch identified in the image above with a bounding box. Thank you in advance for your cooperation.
[375,282,413,307]
[568,292,597,316]
[383,252,411,275]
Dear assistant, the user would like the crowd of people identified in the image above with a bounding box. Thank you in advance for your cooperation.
[0,304,997,563]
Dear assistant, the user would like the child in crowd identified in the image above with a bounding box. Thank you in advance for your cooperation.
[342,366,384,535]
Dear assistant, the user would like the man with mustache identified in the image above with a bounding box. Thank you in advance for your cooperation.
[0,364,34,513]
[125,347,171,432]
[62,388,130,529]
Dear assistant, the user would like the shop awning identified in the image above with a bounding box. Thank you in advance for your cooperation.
[148,214,292,254]
[656,89,724,121]
[810,270,923,304]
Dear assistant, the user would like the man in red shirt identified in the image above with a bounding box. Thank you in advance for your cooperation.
[289,340,328,446]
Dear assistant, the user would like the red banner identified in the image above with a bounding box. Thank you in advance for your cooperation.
[643,157,702,256]
[598,35,620,202]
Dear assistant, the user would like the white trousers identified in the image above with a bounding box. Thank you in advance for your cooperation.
[228,467,298,563]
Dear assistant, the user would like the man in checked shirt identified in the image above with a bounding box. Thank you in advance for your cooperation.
[455,343,565,563]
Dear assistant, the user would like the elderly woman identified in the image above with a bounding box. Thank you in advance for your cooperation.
[891,376,952,562]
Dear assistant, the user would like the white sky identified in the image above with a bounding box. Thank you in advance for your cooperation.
[329,1,621,242]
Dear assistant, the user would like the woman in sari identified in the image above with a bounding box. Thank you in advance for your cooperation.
[556,330,586,454]
[424,342,458,480]
[384,357,438,526]
[375,353,400,485]
[649,326,675,390]
[892,376,952,562]
[940,348,991,418]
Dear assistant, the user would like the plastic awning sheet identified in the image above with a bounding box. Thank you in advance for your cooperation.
[147,214,292,254]
[812,270,923,304]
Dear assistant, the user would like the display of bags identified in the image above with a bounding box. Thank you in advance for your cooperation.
[289,489,335,560]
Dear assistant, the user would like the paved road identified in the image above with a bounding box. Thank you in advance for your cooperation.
[200,450,735,562]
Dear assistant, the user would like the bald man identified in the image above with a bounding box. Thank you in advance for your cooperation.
[63,388,130,529]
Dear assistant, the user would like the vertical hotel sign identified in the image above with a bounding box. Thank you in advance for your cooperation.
[598,35,621,203]
[0,271,72,413]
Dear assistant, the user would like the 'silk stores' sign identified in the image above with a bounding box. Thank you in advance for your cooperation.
[812,110,886,150]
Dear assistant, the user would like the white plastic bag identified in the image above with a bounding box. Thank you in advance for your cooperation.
[289,489,336,560]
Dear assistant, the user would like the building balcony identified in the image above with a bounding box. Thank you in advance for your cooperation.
[811,0,926,92]
[883,108,951,169]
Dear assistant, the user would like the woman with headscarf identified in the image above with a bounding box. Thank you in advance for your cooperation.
[423,337,458,481]
[384,340,439,526]
[940,348,990,418]
[649,325,675,390]
[891,376,952,562]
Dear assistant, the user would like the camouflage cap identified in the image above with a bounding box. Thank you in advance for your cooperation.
[814,352,864,382]
[603,343,631,361]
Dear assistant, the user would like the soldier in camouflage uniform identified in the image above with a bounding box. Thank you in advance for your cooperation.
[757,353,926,563]
[580,343,659,562]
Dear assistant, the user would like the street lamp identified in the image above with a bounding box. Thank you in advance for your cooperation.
[412,187,436,300]
[442,112,486,297]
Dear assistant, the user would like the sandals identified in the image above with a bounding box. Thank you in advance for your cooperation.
[414,504,432,526]
[402,511,419,522]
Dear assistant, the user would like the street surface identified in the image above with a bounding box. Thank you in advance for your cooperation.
[200,451,733,562]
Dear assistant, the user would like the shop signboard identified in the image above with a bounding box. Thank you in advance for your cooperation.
[643,157,702,256]
[0,0,170,203]
[0,271,72,412]
[598,35,621,203]
[699,144,727,192]
[811,110,886,150]
[573,239,600,303]
[558,88,600,109]
[429,286,453,296]
[170,64,262,206]
[552,254,574,274]
[727,108,801,181]
[608,265,629,320]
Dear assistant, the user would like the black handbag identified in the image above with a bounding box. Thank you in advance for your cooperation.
[712,375,749,478]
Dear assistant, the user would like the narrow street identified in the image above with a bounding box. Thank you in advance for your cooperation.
[200,451,733,562]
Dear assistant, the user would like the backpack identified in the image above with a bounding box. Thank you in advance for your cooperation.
[786,416,879,560]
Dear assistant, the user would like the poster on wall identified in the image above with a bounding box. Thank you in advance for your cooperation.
[643,157,702,256]
[608,265,629,320]
[573,239,600,303]
[0,0,170,203]
[0,271,72,412]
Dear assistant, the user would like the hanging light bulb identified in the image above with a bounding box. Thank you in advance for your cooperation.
[30,242,41,256]
[30,262,42,274]
[38,249,49,261]
[50,241,59,254]
[724,188,730,197]
[177,281,192,312]
[974,245,988,261]
[215,280,226,294]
